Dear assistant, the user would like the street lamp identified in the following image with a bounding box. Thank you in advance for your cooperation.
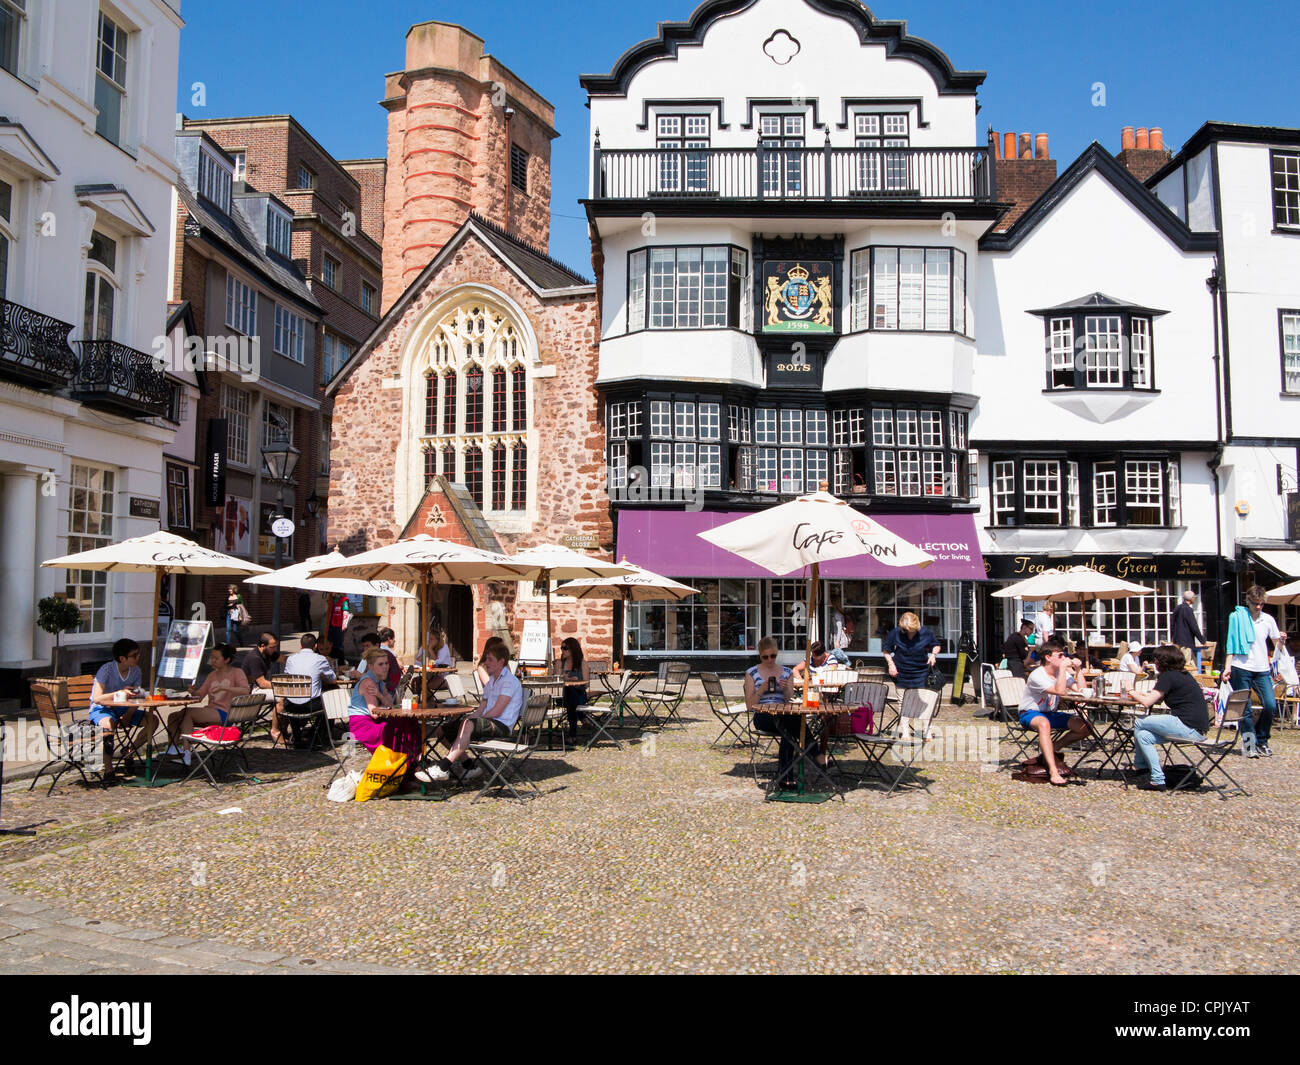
[260,416,301,637]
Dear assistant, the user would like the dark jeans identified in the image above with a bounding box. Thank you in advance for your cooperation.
[753,710,820,785]
[563,684,588,734]
[1229,668,1274,747]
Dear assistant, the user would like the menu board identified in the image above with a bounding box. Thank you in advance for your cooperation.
[518,619,550,666]
[157,620,213,682]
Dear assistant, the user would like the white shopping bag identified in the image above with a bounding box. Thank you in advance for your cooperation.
[1272,645,1299,687]
[327,769,362,803]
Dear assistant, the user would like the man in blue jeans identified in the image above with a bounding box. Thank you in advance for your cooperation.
[1128,645,1210,790]
[1224,585,1286,757]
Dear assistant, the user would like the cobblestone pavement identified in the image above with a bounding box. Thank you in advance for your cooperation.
[0,701,1296,974]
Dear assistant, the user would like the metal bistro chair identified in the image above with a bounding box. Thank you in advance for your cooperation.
[28,685,106,794]
[701,672,750,750]
[522,676,568,752]
[636,661,691,729]
[995,674,1050,768]
[470,691,551,804]
[841,680,890,740]
[853,687,942,795]
[180,694,266,788]
[1158,688,1250,799]
[271,675,343,774]
[321,687,359,787]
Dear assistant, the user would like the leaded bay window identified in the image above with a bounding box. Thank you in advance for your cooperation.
[1034,295,1163,391]
[833,405,967,498]
[850,246,967,333]
[990,454,1181,528]
[628,245,746,331]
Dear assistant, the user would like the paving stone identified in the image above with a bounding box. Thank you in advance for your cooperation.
[58,915,132,934]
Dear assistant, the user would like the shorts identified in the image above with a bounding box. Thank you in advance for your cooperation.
[466,717,511,741]
[1019,709,1073,730]
[88,705,147,728]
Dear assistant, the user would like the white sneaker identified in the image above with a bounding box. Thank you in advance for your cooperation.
[413,767,433,784]
[416,764,451,783]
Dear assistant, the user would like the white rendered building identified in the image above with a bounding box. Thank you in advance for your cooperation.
[0,0,184,687]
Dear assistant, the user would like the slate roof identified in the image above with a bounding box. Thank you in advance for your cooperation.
[177,178,320,314]
[464,212,592,289]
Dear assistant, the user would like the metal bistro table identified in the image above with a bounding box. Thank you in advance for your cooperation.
[765,700,846,805]
[593,670,652,727]
[1060,691,1147,781]
[370,703,474,798]
[112,696,199,786]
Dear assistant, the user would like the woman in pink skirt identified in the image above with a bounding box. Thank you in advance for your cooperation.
[348,650,421,766]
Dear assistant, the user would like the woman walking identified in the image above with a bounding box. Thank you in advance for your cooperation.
[226,584,248,645]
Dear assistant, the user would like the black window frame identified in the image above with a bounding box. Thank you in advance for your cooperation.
[1041,310,1157,392]
[988,453,1182,529]
[625,244,747,334]
[848,244,967,336]
[1271,150,1300,230]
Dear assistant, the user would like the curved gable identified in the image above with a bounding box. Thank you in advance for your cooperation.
[580,0,985,97]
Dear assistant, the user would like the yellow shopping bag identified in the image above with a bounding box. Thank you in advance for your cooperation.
[354,745,408,802]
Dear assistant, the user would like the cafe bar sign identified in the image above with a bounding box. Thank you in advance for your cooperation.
[984,554,1214,581]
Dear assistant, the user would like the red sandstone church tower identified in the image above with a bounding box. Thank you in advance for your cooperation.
[326,22,611,664]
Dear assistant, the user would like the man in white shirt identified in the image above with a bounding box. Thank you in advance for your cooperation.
[1016,637,1091,786]
[1225,585,1287,756]
[1033,602,1056,648]
[281,633,336,747]
[417,638,523,784]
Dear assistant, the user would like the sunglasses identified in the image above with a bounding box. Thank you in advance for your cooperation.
[760,653,777,660]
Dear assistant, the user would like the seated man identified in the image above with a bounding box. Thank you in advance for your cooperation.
[416,638,522,785]
[88,638,158,773]
[1127,644,1210,791]
[281,633,337,747]
[791,640,850,681]
[1017,638,1091,786]
[242,631,285,743]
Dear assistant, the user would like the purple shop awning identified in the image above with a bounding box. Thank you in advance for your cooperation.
[617,510,987,581]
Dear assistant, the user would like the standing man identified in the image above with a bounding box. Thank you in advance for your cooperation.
[1224,585,1286,757]
[297,590,313,634]
[327,595,348,665]
[1170,590,1205,670]
[1001,619,1035,678]
[1032,601,1056,648]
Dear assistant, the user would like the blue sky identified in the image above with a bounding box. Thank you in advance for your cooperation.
[178,0,1298,272]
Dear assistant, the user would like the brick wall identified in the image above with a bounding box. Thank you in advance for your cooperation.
[993,159,1058,232]
[341,159,387,245]
[328,234,611,660]
[1116,148,1173,183]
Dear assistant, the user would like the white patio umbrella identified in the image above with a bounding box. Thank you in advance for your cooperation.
[992,565,1155,649]
[698,489,934,703]
[504,544,637,666]
[553,561,700,667]
[243,551,415,601]
[42,531,271,685]
[1265,580,1300,606]
[305,537,529,706]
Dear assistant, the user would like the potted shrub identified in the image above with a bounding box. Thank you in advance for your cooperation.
[37,596,83,677]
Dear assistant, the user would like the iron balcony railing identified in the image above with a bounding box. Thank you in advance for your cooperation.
[592,143,993,203]
[0,297,79,390]
[72,339,169,418]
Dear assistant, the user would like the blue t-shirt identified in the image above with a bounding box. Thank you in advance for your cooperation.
[480,667,524,730]
[91,660,142,712]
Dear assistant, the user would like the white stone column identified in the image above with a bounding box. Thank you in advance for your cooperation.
[0,469,39,665]
[32,468,59,666]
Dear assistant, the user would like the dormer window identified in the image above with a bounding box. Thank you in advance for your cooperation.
[1031,292,1165,392]
[198,147,232,213]
[267,203,292,257]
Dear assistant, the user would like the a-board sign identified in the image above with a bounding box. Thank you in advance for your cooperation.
[518,619,549,665]
[157,620,213,682]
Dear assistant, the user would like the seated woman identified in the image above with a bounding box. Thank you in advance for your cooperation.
[559,637,590,745]
[167,643,249,763]
[347,650,421,770]
[791,640,849,681]
[1120,644,1144,674]
[1127,645,1210,790]
[744,636,827,791]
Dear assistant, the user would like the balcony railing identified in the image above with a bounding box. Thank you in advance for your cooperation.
[72,340,168,418]
[592,144,993,204]
[0,298,79,390]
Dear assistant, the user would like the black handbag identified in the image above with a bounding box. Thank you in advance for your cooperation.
[925,665,946,691]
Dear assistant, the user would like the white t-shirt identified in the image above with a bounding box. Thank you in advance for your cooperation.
[1033,611,1055,643]
[1232,611,1282,673]
[480,667,524,730]
[1119,651,1142,674]
[1019,665,1060,714]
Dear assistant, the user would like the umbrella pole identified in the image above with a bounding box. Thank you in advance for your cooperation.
[545,568,553,671]
[418,573,428,711]
[804,563,820,709]
[150,569,163,691]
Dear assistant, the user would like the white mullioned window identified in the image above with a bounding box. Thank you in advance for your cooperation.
[1125,460,1165,526]
[198,148,232,213]
[850,249,870,330]
[221,384,251,467]
[0,1,27,79]
[273,306,305,363]
[267,204,292,256]
[1084,315,1124,386]
[1022,460,1062,525]
[1273,152,1300,229]
[1282,312,1300,392]
[94,10,128,146]
[1093,462,1118,527]
[65,463,115,635]
[225,273,257,336]
[1130,317,1151,388]
[1049,317,1075,389]
[992,460,1016,526]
